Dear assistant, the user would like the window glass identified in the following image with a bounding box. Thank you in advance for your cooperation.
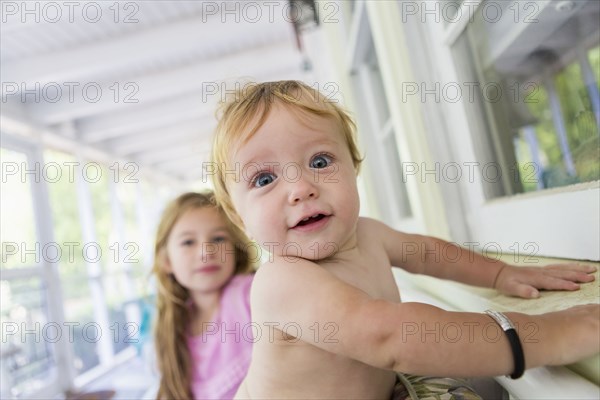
[110,180,138,291]
[454,0,599,195]
[88,166,131,354]
[89,165,111,272]
[44,149,101,374]
[1,148,37,269]
[1,148,57,397]
[0,276,56,398]
[110,169,161,353]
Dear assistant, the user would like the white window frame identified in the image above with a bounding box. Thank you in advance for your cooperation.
[1,133,74,398]
[422,0,600,260]
[345,1,421,233]
[1,131,143,395]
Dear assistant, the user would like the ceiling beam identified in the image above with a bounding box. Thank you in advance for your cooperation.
[75,92,214,143]
[159,154,211,183]
[0,111,182,186]
[25,41,303,124]
[133,142,204,165]
[105,118,214,157]
[155,152,208,170]
[1,11,294,88]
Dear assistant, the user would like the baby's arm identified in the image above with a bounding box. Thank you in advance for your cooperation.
[372,219,596,298]
[252,258,599,376]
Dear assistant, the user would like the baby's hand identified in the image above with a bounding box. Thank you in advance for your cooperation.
[494,263,597,298]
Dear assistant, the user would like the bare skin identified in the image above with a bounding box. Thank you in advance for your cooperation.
[239,219,400,399]
[225,101,599,399]
[235,218,599,399]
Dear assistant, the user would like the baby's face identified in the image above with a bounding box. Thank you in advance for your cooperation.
[228,103,360,260]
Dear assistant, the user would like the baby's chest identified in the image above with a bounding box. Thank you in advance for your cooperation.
[327,253,400,302]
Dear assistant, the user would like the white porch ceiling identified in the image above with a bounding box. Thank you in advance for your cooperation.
[1,0,309,182]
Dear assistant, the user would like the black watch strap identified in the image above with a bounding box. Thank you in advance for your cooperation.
[485,310,525,379]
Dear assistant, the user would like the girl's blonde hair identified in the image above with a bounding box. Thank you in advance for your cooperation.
[211,80,363,229]
[152,191,254,400]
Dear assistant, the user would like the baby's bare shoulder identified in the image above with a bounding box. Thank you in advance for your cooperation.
[356,217,401,247]
[357,216,412,243]
[251,258,326,314]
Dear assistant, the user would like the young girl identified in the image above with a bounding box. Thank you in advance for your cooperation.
[210,80,599,399]
[151,192,256,400]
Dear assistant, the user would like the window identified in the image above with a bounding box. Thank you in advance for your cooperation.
[0,275,56,398]
[1,148,37,270]
[1,141,62,399]
[44,149,105,376]
[106,173,143,355]
[454,0,599,195]
[419,0,600,260]
[347,1,414,231]
[1,133,178,396]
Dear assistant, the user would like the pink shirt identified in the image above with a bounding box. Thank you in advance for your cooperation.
[188,274,254,400]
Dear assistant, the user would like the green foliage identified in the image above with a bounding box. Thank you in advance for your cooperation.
[517,46,600,192]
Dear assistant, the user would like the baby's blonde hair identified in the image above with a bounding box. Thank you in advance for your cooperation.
[211,80,362,228]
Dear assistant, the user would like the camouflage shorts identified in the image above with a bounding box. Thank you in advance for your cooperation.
[393,373,482,400]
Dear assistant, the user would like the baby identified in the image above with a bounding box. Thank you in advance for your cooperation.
[210,80,599,399]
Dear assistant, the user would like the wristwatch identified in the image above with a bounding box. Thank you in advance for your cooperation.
[485,309,525,379]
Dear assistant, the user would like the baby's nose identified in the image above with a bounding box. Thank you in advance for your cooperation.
[288,176,318,203]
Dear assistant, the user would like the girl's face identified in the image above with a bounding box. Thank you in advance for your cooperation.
[165,207,237,295]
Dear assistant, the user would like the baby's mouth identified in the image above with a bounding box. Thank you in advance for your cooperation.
[294,214,327,228]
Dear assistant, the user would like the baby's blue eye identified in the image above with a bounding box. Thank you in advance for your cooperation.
[253,172,276,187]
[310,154,332,169]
